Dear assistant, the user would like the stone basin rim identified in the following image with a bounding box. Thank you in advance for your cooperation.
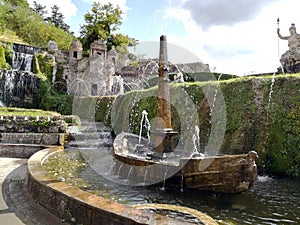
[27,146,218,225]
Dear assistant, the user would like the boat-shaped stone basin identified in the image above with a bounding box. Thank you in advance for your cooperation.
[113,132,258,193]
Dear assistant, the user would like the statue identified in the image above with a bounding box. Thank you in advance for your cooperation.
[277,23,300,72]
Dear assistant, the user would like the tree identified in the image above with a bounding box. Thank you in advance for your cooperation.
[3,0,28,7]
[32,1,47,18]
[80,2,134,51]
[47,5,70,33]
[3,1,74,50]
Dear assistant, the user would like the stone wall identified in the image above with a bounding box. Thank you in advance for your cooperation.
[0,143,45,158]
[0,116,66,146]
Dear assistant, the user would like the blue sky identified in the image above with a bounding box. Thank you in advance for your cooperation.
[28,0,300,75]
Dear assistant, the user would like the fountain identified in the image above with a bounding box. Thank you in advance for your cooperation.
[113,35,258,193]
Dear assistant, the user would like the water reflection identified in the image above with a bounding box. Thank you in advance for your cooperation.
[79,164,299,224]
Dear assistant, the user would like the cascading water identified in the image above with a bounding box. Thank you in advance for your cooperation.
[0,70,40,107]
[267,73,276,110]
[0,43,40,107]
[12,43,40,72]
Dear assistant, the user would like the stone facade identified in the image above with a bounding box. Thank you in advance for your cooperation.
[47,40,210,96]
[63,40,116,96]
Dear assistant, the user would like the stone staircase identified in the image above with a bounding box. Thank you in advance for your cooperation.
[67,121,113,150]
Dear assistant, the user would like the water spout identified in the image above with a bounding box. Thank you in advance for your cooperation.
[108,161,116,174]
[117,164,123,177]
[192,125,201,155]
[143,169,149,185]
[180,174,184,192]
[139,110,151,144]
[127,167,134,179]
[111,75,124,95]
[161,171,168,191]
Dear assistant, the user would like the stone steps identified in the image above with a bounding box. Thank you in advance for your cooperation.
[67,122,113,149]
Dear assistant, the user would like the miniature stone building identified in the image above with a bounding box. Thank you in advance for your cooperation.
[63,39,115,96]
[107,46,118,66]
[90,40,106,59]
[69,39,83,60]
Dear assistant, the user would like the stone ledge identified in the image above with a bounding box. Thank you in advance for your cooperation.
[27,147,193,225]
[0,133,65,145]
[0,143,46,158]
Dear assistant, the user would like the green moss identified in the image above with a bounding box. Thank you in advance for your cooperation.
[34,53,54,78]
[0,107,60,117]
[0,45,6,69]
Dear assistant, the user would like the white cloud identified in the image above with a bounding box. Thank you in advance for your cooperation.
[27,0,78,20]
[158,0,300,75]
[183,0,278,30]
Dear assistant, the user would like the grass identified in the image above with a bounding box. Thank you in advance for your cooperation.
[0,30,27,45]
[0,107,61,117]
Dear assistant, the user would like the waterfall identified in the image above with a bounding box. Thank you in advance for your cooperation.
[0,70,40,107]
[0,44,41,107]
[12,43,40,72]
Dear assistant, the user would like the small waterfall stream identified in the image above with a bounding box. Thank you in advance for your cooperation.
[12,43,40,72]
[0,43,40,107]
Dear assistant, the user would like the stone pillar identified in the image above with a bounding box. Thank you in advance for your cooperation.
[153,35,176,156]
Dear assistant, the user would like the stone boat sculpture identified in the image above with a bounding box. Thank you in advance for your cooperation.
[113,133,257,193]
[112,35,258,193]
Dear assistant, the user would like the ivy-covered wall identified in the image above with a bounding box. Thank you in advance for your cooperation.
[33,53,72,115]
[104,74,300,177]
[0,42,13,70]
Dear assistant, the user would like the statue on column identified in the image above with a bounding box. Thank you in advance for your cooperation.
[277,23,300,72]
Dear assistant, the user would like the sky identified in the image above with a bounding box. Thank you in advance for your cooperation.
[27,0,300,76]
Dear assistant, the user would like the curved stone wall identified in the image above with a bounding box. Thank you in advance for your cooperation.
[27,147,195,225]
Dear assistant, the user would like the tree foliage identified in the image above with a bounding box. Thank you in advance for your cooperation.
[3,0,28,7]
[46,5,70,33]
[32,1,47,18]
[80,2,135,51]
[0,1,74,49]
